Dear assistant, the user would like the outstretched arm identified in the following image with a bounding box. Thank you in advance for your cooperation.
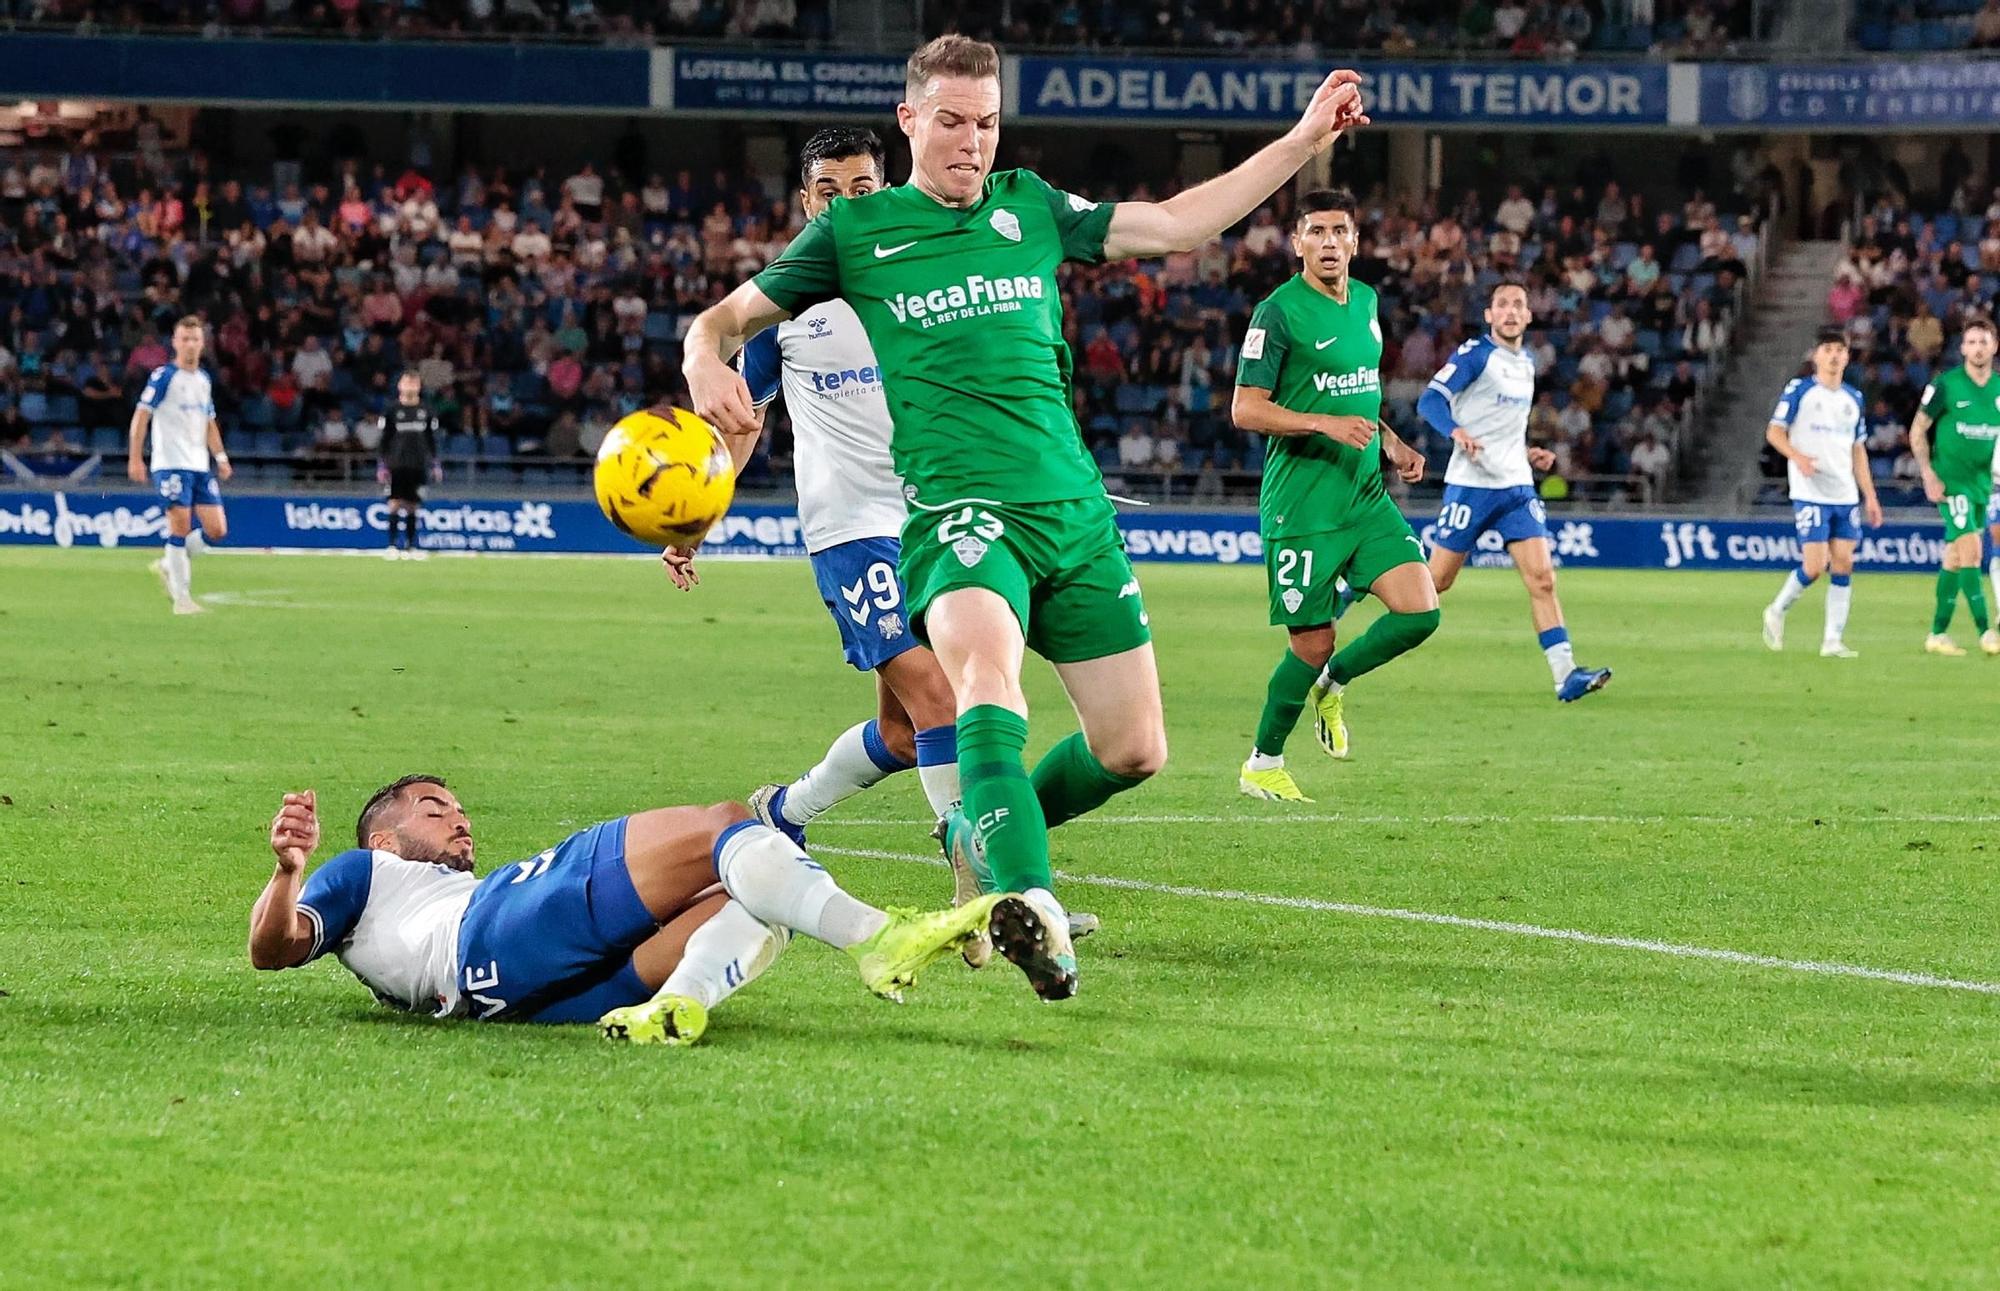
[250,791,319,970]
[1102,70,1369,260]
[682,282,792,441]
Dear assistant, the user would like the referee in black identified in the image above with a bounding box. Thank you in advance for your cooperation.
[377,370,441,560]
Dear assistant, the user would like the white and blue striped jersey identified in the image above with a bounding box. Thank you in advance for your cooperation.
[296,848,477,1015]
[1420,336,1538,489]
[138,364,216,472]
[1770,377,1866,505]
[740,300,905,555]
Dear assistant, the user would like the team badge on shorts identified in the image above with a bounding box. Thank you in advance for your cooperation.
[953,535,989,567]
[878,612,905,640]
[1282,588,1304,614]
[990,209,1022,242]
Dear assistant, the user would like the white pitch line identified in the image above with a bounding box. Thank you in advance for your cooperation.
[809,812,2000,827]
[815,844,2000,997]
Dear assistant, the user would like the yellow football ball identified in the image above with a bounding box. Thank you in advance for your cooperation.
[593,407,736,548]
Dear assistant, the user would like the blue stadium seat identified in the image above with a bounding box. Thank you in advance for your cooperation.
[88,427,123,453]
[1890,23,1923,48]
[445,433,478,457]
[254,430,286,456]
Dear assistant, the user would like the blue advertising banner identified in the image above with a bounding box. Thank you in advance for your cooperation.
[0,33,649,109]
[665,49,906,115]
[1700,60,2000,129]
[0,491,1952,573]
[1014,56,1670,126]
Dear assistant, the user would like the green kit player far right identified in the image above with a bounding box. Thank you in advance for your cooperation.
[1231,187,1440,804]
[1911,316,2000,656]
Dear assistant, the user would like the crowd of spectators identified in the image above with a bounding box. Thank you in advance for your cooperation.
[1851,0,2000,50]
[925,0,1761,57]
[0,136,1757,505]
[0,142,812,486]
[1785,189,2000,505]
[1071,176,1759,504]
[1,0,816,44]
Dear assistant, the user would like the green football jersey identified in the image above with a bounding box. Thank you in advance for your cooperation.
[1235,274,1386,538]
[1919,364,2000,484]
[751,169,1115,508]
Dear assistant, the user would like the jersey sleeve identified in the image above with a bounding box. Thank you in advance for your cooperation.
[752,211,841,316]
[1426,340,1492,404]
[1918,379,1944,422]
[296,849,375,962]
[1021,169,1116,265]
[201,374,216,418]
[1235,297,1290,391]
[1769,377,1806,427]
[1843,385,1867,440]
[138,366,173,411]
[738,327,782,409]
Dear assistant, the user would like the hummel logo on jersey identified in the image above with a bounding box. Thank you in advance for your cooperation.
[873,241,917,258]
[1315,337,1339,349]
[1957,400,1972,408]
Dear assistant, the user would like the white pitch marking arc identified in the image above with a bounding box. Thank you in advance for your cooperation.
[814,844,2000,998]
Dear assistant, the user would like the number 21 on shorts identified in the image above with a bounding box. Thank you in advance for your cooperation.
[1275,547,1315,587]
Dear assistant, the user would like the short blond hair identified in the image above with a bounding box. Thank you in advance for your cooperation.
[905,34,1000,101]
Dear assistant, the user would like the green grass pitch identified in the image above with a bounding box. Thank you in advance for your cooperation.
[3,545,1998,1289]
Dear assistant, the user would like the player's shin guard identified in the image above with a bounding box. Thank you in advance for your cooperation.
[658,900,789,1010]
[712,821,885,949]
[1772,567,1812,613]
[1538,625,1575,683]
[956,705,1053,894]
[914,725,960,819]
[1251,650,1321,760]
[781,720,909,826]
[1328,609,1442,686]
[1933,568,1959,634]
[1825,574,1852,643]
[1031,731,1146,829]
[162,536,191,600]
[1962,567,1991,632]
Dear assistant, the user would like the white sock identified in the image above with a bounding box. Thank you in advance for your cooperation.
[658,900,789,1010]
[162,544,191,600]
[185,529,208,555]
[1542,637,1576,683]
[1825,579,1852,643]
[1312,667,1343,694]
[1246,749,1283,771]
[913,724,961,819]
[1771,567,1811,613]
[1023,886,1066,925]
[781,720,906,825]
[714,822,886,949]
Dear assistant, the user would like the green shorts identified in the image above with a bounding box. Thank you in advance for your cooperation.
[900,495,1151,664]
[1939,483,1990,541]
[1266,498,1425,627]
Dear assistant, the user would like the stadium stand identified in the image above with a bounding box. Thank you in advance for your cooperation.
[0,138,1761,505]
[923,0,1764,56]
[1852,0,2000,50]
[0,0,818,43]
[1756,192,2000,506]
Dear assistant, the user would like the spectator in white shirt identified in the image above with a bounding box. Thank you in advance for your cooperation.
[1495,184,1536,236]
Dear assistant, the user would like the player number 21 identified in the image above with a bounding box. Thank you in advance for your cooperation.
[1275,549,1315,587]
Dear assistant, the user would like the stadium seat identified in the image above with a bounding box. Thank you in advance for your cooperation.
[88,427,123,453]
[445,433,478,457]
[253,430,286,456]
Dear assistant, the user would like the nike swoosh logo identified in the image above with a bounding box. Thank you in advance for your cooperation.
[873,241,917,259]
[1315,337,1339,349]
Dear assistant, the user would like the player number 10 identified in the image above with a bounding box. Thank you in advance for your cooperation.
[1275,548,1315,587]
[1949,495,1971,526]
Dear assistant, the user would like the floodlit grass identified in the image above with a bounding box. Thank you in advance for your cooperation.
[3,547,1997,1289]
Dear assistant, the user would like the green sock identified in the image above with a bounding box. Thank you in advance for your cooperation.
[1253,649,1322,758]
[1328,609,1442,686]
[956,704,1051,894]
[1933,568,1958,635]
[1963,567,1991,632]
[1031,732,1145,829]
